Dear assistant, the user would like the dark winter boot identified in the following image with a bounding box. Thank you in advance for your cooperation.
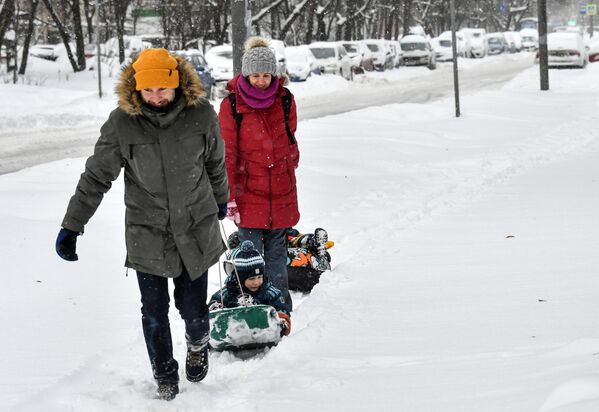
[312,228,331,271]
[186,344,209,383]
[155,382,179,401]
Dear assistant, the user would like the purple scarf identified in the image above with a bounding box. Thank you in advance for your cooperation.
[237,75,279,109]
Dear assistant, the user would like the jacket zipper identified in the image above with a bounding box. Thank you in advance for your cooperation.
[268,165,273,228]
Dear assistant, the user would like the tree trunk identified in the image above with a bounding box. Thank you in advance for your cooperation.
[304,0,315,44]
[83,0,93,43]
[110,0,129,63]
[0,0,15,49]
[19,0,39,75]
[403,0,412,37]
[71,0,87,70]
[41,0,81,72]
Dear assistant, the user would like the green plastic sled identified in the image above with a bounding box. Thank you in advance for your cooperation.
[209,304,283,352]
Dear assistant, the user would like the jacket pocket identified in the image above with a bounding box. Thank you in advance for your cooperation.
[188,201,221,256]
[268,160,294,197]
[125,209,168,259]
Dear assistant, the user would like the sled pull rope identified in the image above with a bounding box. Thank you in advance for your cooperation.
[219,221,250,306]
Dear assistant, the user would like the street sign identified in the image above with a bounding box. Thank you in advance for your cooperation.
[587,4,597,16]
[580,1,588,14]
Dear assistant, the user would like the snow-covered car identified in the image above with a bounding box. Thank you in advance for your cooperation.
[399,34,436,69]
[486,33,509,55]
[433,31,466,61]
[503,31,523,53]
[308,42,353,80]
[29,44,59,61]
[539,32,588,68]
[339,41,375,73]
[269,39,287,76]
[285,45,318,81]
[386,40,403,68]
[361,39,392,71]
[519,28,539,51]
[205,44,234,82]
[588,36,599,63]
[460,28,487,58]
[174,49,216,99]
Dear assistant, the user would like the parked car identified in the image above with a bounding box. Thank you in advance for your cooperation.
[339,41,372,73]
[204,44,234,98]
[399,34,436,69]
[460,28,488,58]
[308,41,353,80]
[269,39,287,76]
[519,28,539,51]
[486,33,509,55]
[362,39,393,71]
[103,36,152,60]
[588,36,599,63]
[285,45,318,81]
[503,31,523,52]
[537,32,588,68]
[174,49,216,99]
[386,40,403,68]
[204,44,234,82]
[29,44,59,61]
[433,31,466,61]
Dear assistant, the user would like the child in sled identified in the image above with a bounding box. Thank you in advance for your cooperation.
[287,227,333,272]
[209,240,291,336]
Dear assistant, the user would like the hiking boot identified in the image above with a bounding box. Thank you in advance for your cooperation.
[155,382,179,401]
[313,228,328,258]
[186,345,209,382]
[310,254,331,271]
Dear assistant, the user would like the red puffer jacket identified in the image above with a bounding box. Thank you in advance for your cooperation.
[219,75,300,229]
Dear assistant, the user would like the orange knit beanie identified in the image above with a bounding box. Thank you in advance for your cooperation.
[132,48,179,90]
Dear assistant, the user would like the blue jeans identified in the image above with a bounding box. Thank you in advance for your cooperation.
[237,227,292,311]
[136,269,209,384]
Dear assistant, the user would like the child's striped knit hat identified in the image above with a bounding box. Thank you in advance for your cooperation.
[233,240,265,281]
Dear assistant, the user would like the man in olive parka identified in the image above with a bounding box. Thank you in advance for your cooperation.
[55,48,228,401]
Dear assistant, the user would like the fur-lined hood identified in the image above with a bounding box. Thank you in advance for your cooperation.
[116,52,205,116]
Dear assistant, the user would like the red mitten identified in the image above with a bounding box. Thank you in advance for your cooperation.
[226,200,240,224]
[278,312,291,336]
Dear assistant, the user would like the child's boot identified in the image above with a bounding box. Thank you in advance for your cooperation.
[312,228,331,271]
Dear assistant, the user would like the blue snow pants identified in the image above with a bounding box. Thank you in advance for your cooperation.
[136,269,209,384]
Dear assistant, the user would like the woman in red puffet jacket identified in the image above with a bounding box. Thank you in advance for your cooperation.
[218,36,300,310]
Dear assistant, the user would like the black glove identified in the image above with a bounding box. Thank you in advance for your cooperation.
[217,203,227,220]
[55,228,80,261]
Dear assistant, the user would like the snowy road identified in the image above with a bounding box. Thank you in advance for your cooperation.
[0,55,533,175]
[296,55,533,119]
[2,62,598,411]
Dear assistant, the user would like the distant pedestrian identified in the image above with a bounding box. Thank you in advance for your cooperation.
[219,36,300,310]
[55,48,229,401]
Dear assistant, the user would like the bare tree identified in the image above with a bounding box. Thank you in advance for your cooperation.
[18,0,39,75]
[41,0,82,71]
[0,0,16,49]
[108,0,130,63]
[70,0,87,69]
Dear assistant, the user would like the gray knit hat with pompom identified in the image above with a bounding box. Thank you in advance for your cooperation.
[241,37,277,77]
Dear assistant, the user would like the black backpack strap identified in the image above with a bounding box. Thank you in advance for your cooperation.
[227,92,243,132]
[230,88,296,145]
[282,87,296,145]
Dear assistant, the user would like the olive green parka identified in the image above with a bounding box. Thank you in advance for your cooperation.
[61,53,229,280]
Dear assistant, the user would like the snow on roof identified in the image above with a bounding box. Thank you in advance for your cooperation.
[400,34,427,43]
[547,32,581,49]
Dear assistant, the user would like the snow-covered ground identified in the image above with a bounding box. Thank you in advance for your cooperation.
[1,57,599,411]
